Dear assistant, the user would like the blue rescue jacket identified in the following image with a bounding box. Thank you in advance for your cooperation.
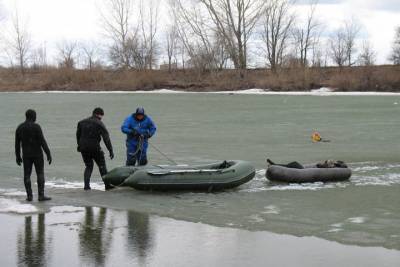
[121,114,157,152]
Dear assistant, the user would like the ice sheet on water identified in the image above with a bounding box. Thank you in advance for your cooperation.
[0,198,38,214]
[3,191,27,196]
[51,206,85,213]
[347,217,367,224]
[0,188,27,197]
[46,179,105,191]
[261,205,280,214]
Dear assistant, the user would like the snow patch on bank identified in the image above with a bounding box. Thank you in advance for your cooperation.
[4,87,400,96]
[0,198,38,214]
[311,87,333,93]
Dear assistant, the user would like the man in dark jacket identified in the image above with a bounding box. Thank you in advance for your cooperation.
[15,109,52,201]
[76,107,114,190]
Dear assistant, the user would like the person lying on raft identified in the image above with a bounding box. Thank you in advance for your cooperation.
[267,159,347,169]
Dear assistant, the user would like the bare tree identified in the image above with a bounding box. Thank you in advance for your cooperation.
[80,41,102,70]
[57,41,78,69]
[172,0,223,71]
[344,18,361,66]
[328,27,347,67]
[172,0,265,71]
[261,0,295,72]
[198,0,266,70]
[358,40,376,66]
[31,43,47,69]
[310,39,327,67]
[292,0,320,67]
[139,0,159,70]
[389,26,400,65]
[166,24,178,71]
[329,19,361,67]
[8,7,31,73]
[100,0,135,68]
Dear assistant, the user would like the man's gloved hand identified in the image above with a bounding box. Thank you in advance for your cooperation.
[47,155,52,165]
[143,131,151,139]
[110,151,114,160]
[130,128,139,137]
[16,157,22,166]
[77,146,81,152]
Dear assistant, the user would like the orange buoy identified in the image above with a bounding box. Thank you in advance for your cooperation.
[311,131,322,142]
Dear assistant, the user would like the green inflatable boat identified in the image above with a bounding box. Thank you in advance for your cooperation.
[103,160,255,191]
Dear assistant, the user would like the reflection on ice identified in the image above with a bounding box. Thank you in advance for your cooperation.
[0,206,396,266]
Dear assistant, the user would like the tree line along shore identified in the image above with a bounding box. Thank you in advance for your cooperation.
[0,65,399,92]
[1,0,400,92]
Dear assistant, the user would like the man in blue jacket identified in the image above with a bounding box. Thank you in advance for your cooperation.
[121,107,156,166]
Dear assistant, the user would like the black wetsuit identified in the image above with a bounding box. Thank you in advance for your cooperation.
[76,116,113,189]
[15,120,51,199]
[267,159,304,169]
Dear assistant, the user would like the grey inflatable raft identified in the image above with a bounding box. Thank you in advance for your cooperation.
[103,160,255,191]
[266,164,351,183]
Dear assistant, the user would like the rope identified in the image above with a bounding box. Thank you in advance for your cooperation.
[128,135,144,157]
[149,142,178,165]
[129,135,178,165]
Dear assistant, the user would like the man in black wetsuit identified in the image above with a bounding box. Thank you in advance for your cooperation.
[15,109,52,202]
[76,108,114,190]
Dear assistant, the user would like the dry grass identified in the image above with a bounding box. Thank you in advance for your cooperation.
[0,65,399,92]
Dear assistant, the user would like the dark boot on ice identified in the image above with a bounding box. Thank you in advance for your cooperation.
[24,179,33,202]
[38,175,51,201]
[105,183,115,191]
[84,176,91,190]
[38,195,51,201]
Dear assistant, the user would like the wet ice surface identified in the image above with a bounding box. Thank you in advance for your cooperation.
[1,161,400,251]
[1,206,400,267]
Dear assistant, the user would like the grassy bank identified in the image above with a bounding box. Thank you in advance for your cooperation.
[0,65,399,92]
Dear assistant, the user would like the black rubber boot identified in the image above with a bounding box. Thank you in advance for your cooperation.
[38,174,51,201]
[38,196,51,201]
[105,183,115,191]
[24,179,33,202]
[84,177,91,190]
[84,166,93,190]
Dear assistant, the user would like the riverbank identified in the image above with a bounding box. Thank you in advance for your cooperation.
[0,65,399,92]
[1,202,399,267]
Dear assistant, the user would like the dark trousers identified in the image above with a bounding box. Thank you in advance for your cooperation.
[81,150,108,188]
[276,161,304,169]
[23,156,45,197]
[126,150,148,166]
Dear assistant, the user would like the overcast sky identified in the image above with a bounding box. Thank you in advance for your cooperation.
[1,0,400,66]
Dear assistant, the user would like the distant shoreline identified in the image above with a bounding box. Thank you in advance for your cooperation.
[2,88,400,96]
[0,66,399,93]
